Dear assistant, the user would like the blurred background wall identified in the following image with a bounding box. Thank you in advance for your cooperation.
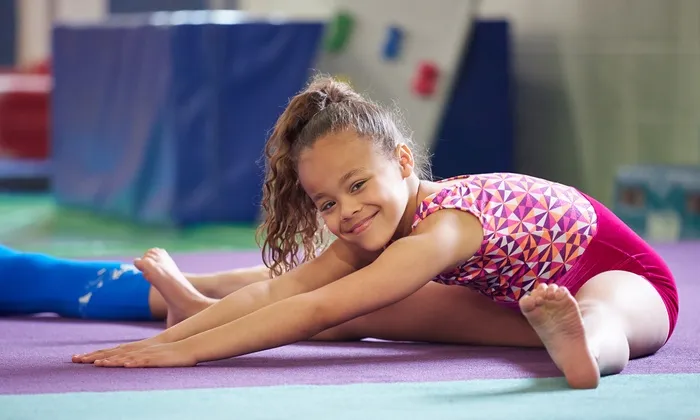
[7,0,699,200]
[1,0,698,254]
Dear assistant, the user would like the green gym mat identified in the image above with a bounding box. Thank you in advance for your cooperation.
[0,194,259,257]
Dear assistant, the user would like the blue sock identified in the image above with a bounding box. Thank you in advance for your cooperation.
[0,244,154,321]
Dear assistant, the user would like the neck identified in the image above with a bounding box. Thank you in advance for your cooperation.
[392,175,422,241]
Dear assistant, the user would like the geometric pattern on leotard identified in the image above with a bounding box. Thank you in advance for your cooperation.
[412,173,598,304]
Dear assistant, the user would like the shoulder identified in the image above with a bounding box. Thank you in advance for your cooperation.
[410,201,483,266]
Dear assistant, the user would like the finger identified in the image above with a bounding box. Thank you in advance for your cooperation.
[72,354,87,363]
[96,354,129,368]
[75,349,112,364]
[80,347,124,363]
[124,356,149,368]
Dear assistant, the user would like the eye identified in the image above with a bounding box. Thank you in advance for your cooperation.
[350,180,366,192]
[320,201,335,212]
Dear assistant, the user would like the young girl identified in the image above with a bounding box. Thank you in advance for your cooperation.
[69,76,678,389]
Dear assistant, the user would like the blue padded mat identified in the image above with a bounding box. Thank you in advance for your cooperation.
[51,12,324,226]
[432,20,514,178]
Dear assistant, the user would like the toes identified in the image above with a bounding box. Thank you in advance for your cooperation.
[545,284,559,299]
[145,248,160,259]
[530,283,547,298]
[151,248,166,257]
[133,257,145,271]
[519,294,538,313]
[554,286,570,299]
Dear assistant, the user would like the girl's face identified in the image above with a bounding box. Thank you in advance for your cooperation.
[297,131,415,252]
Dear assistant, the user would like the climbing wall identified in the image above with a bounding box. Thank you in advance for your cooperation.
[239,0,478,151]
[310,0,479,151]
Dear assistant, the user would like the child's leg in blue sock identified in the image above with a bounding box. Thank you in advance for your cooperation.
[0,244,154,321]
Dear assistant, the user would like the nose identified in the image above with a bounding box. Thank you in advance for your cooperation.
[339,197,362,221]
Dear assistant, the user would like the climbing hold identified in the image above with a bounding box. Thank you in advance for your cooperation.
[382,25,403,60]
[412,60,440,97]
[324,11,354,53]
[334,74,353,88]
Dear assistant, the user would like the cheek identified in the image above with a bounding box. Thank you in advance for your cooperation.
[320,213,341,235]
[374,185,406,220]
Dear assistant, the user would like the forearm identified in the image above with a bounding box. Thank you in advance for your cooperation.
[157,280,277,343]
[184,294,327,363]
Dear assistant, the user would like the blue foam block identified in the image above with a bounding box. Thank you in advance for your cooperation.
[614,164,700,241]
[431,20,514,178]
[51,12,324,226]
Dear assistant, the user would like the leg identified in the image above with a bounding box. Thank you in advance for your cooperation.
[0,243,263,323]
[182,265,271,299]
[148,261,270,325]
[0,245,152,321]
[312,281,542,348]
[519,270,670,389]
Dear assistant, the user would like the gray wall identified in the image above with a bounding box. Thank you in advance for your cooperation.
[479,0,700,204]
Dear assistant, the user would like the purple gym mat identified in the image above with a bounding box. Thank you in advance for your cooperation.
[1,244,699,395]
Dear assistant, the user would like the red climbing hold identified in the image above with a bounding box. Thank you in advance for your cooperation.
[412,61,439,97]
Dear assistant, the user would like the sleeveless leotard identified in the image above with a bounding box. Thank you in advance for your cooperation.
[412,172,679,340]
[412,173,598,305]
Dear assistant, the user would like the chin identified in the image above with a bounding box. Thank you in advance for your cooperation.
[357,241,385,253]
[358,231,394,252]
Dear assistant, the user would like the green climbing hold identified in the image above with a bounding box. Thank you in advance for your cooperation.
[324,11,354,53]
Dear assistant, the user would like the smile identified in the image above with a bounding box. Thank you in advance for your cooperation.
[349,213,377,235]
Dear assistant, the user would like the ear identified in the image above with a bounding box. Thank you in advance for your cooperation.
[395,144,415,178]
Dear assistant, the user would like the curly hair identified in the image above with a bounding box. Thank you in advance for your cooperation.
[257,75,431,276]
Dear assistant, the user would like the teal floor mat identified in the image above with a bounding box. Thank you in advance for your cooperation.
[2,374,699,420]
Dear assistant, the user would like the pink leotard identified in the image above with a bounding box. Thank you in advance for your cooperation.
[413,173,679,340]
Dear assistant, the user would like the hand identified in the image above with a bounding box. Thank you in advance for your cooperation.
[72,337,163,364]
[93,341,198,368]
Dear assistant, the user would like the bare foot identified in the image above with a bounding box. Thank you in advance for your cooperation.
[519,283,600,389]
[135,248,215,327]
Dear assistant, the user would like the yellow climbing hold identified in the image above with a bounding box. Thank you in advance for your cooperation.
[334,74,353,87]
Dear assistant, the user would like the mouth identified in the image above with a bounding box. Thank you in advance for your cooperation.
[348,213,377,235]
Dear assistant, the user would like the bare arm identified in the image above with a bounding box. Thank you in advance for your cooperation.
[183,265,271,298]
[182,210,482,363]
[156,240,372,344]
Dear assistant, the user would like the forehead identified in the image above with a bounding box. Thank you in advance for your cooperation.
[297,131,387,192]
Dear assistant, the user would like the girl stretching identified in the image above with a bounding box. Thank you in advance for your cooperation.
[66,76,677,389]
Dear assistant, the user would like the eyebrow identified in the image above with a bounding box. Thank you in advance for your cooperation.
[312,168,366,202]
[339,168,365,186]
